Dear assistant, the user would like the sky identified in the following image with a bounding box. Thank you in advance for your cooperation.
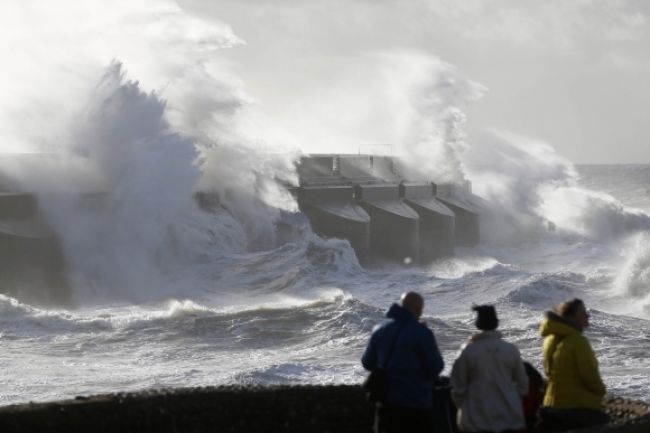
[1,1,649,165]
[177,0,650,164]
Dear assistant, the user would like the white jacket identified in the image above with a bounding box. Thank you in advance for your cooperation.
[450,330,529,432]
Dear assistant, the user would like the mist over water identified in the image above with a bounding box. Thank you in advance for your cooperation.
[1,0,650,406]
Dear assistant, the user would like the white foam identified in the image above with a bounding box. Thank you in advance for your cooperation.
[612,232,650,314]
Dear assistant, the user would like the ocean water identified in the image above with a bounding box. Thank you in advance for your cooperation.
[1,163,650,406]
[1,3,649,407]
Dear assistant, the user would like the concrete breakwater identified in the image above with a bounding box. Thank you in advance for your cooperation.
[0,385,648,433]
[295,154,481,264]
[0,154,479,305]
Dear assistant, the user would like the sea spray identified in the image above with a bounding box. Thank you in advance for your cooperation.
[376,50,485,184]
[614,232,650,302]
[225,47,484,186]
[197,143,299,251]
[30,63,302,304]
[464,130,577,245]
[465,130,650,246]
[37,64,201,303]
[0,0,242,154]
[0,0,303,303]
[539,186,650,241]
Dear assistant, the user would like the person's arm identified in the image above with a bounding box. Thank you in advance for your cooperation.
[513,351,530,397]
[420,327,444,377]
[542,336,557,377]
[432,333,444,376]
[575,337,606,396]
[361,333,378,371]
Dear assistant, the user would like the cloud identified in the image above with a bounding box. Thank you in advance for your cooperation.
[427,0,650,49]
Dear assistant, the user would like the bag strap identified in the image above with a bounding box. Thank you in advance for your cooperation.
[381,321,407,369]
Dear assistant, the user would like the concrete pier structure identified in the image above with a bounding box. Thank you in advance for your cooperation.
[0,193,68,305]
[297,186,371,262]
[295,154,483,264]
[0,154,484,303]
[400,183,455,261]
[296,154,399,185]
[436,184,480,247]
[354,184,420,264]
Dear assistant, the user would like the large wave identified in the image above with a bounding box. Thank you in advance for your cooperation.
[614,232,650,310]
[0,5,297,305]
[3,0,649,312]
[0,1,490,307]
[466,130,650,246]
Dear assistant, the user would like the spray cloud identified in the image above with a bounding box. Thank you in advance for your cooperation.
[0,0,302,302]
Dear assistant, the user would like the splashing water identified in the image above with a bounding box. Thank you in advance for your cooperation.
[36,64,201,302]
[466,130,650,246]
[1,0,650,408]
[614,232,650,304]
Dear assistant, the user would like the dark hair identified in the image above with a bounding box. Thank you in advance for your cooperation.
[557,298,584,318]
[473,304,498,331]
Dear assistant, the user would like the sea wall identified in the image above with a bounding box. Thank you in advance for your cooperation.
[0,385,648,433]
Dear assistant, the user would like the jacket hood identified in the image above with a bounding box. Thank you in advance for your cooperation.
[540,311,582,338]
[386,303,415,323]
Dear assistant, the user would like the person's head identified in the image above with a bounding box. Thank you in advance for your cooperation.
[401,292,424,319]
[472,304,499,331]
[557,298,589,329]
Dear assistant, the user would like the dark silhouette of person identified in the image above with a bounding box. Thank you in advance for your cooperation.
[522,361,545,430]
[362,292,444,433]
[450,305,528,432]
[538,298,609,430]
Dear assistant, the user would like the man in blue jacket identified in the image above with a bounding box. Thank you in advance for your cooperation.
[362,292,445,433]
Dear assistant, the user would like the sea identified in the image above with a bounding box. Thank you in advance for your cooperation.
[2,0,650,412]
[1,162,649,406]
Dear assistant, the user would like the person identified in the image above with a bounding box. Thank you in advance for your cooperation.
[522,361,545,431]
[450,305,529,433]
[539,298,609,430]
[362,292,444,433]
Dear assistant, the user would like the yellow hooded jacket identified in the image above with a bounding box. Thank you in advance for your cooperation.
[540,311,606,409]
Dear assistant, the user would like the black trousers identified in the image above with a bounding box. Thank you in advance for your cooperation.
[538,406,610,431]
[375,402,434,433]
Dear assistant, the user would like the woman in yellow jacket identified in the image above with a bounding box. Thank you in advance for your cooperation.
[539,298,609,430]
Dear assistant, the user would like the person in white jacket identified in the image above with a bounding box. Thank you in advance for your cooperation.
[450,305,529,433]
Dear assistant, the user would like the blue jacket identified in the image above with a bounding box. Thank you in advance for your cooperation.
[362,304,444,408]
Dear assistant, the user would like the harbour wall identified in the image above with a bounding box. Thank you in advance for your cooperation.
[296,154,481,264]
[0,154,481,304]
[0,192,68,304]
[0,385,648,433]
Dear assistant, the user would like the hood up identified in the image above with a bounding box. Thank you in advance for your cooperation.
[540,310,582,338]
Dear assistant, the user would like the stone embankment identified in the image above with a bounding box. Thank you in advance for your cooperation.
[0,385,647,433]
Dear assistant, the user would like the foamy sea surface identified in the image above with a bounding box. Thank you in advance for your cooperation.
[1,165,650,406]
